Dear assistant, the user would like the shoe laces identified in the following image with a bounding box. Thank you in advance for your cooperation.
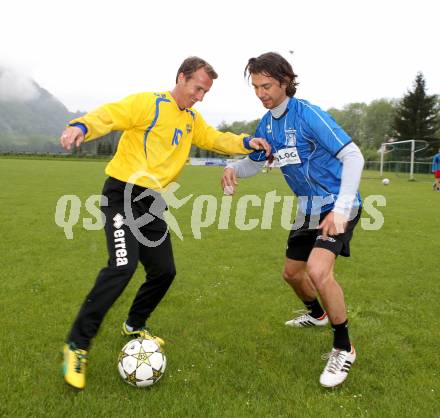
[139,327,163,343]
[139,325,154,337]
[292,309,312,322]
[293,309,308,315]
[72,348,87,374]
[124,322,154,337]
[321,349,345,374]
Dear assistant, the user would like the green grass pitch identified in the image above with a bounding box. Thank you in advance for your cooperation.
[1,159,439,417]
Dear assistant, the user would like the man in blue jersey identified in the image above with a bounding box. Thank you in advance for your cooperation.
[432,148,440,191]
[221,52,364,388]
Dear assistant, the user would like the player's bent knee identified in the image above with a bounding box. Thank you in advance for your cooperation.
[307,266,332,290]
[115,265,138,279]
[156,265,176,283]
[165,266,176,282]
[282,268,305,284]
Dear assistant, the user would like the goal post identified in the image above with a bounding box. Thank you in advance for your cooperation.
[379,139,427,181]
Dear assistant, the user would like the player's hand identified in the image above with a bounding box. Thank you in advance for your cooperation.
[249,137,271,157]
[319,211,348,237]
[221,167,238,195]
[60,126,85,151]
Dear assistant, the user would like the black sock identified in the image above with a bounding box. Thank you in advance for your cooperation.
[331,320,351,352]
[303,299,325,319]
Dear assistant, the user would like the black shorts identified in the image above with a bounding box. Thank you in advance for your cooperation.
[286,209,361,261]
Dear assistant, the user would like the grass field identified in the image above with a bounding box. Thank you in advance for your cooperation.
[1,158,439,418]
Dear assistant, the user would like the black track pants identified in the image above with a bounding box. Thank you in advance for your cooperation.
[68,177,176,350]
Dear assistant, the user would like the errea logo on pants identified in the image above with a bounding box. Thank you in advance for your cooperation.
[113,214,128,267]
[113,213,124,229]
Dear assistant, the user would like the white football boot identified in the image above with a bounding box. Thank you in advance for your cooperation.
[319,346,356,388]
[285,311,328,327]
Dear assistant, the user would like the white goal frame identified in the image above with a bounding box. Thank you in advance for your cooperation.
[379,139,428,180]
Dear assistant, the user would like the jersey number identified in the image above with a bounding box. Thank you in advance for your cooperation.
[172,128,183,145]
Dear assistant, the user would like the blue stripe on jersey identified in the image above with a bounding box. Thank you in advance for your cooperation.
[143,97,170,158]
[185,108,196,119]
[297,98,351,156]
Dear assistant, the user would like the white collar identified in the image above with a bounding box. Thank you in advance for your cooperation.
[270,97,289,118]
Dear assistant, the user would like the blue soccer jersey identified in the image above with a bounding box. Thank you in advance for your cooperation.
[432,153,440,171]
[250,97,362,215]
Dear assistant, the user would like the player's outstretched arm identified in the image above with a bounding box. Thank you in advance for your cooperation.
[60,126,85,151]
[221,167,238,195]
[221,157,265,195]
[192,111,271,157]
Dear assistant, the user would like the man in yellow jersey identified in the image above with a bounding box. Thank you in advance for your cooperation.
[60,56,270,389]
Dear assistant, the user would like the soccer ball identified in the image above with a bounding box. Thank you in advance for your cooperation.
[382,178,390,185]
[118,338,166,387]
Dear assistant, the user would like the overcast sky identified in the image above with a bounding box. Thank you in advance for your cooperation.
[1,0,438,125]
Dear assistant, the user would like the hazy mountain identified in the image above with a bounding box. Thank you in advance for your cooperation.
[0,67,83,152]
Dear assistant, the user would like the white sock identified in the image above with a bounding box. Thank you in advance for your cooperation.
[125,323,134,332]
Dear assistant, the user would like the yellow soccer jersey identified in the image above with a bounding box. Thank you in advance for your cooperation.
[69,91,252,189]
